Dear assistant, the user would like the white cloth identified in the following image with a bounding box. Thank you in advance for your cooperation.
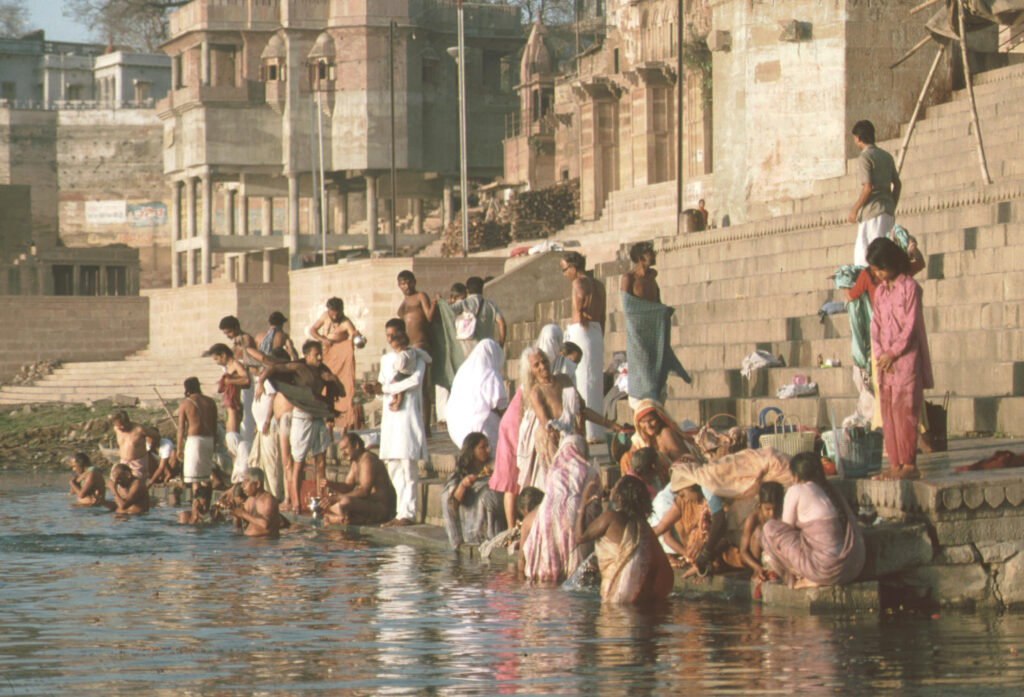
[565,322,605,441]
[224,431,250,483]
[650,484,679,555]
[548,386,581,435]
[248,418,283,501]
[182,435,214,484]
[446,339,508,449]
[379,349,431,461]
[158,438,174,459]
[289,408,329,463]
[854,213,894,267]
[782,482,838,527]
[536,324,572,378]
[240,385,256,444]
[435,385,449,422]
[386,458,419,521]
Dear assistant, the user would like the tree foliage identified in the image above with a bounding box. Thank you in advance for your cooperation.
[62,0,190,51]
[485,0,576,27]
[0,0,28,38]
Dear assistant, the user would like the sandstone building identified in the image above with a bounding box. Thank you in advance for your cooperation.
[158,0,523,286]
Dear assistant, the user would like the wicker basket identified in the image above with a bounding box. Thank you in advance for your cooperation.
[759,415,816,457]
[822,428,883,478]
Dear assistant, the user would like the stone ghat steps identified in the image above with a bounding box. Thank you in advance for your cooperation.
[0,354,223,405]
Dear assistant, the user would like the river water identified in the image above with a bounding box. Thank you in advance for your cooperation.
[1,477,1022,696]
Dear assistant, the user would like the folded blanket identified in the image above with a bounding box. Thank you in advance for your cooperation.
[622,291,691,401]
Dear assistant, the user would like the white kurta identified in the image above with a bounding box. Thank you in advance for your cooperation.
[565,322,605,441]
[379,349,430,462]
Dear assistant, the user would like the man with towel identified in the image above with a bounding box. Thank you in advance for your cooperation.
[561,252,607,443]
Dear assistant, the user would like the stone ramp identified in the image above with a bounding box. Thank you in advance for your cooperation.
[0,349,223,406]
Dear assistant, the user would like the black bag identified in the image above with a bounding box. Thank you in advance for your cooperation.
[920,392,949,453]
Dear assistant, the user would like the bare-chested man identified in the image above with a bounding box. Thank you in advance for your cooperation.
[176,376,218,500]
[527,348,622,458]
[110,411,160,483]
[620,241,661,303]
[219,315,265,461]
[109,462,150,515]
[68,452,106,506]
[397,270,436,435]
[561,251,607,442]
[208,343,250,482]
[229,468,286,537]
[255,311,298,361]
[320,432,397,525]
[256,340,341,499]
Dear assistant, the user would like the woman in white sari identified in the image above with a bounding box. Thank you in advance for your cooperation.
[446,339,508,449]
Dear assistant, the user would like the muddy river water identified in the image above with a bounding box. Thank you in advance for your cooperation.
[1,477,1022,696]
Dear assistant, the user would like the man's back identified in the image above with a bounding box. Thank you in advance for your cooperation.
[183,395,218,436]
[858,145,897,221]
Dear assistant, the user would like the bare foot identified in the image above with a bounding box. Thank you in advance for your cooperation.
[793,577,820,589]
[872,467,901,481]
[897,465,922,480]
[388,518,413,527]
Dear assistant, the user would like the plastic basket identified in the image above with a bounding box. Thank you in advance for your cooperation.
[822,428,883,478]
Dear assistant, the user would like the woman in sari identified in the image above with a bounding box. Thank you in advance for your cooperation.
[519,435,602,584]
[308,297,365,432]
[446,339,508,449]
[576,474,674,603]
[761,452,865,588]
[441,432,506,548]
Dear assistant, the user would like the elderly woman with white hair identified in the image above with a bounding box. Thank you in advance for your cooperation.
[446,339,509,449]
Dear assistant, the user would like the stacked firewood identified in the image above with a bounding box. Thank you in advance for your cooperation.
[510,179,580,240]
[440,210,512,257]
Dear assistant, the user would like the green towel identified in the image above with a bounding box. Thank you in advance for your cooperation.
[429,301,466,392]
[622,291,691,401]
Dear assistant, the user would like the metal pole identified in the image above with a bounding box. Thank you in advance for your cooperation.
[310,94,319,254]
[457,1,469,257]
[390,19,399,257]
[317,89,327,266]
[676,0,683,234]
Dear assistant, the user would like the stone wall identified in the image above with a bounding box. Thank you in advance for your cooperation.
[709,0,950,225]
[289,256,508,365]
[55,109,170,288]
[145,281,289,359]
[0,296,149,381]
[0,110,58,248]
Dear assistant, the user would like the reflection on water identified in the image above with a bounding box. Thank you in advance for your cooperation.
[1,483,1023,696]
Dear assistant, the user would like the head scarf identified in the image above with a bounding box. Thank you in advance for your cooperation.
[447,339,509,449]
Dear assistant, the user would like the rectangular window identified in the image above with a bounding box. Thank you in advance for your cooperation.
[79,266,99,296]
[53,265,74,295]
[1,82,15,100]
[106,266,126,296]
[613,49,619,74]
[134,81,151,104]
[7,268,20,295]
[422,57,438,85]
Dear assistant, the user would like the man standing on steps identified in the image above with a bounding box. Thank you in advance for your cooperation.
[561,251,607,443]
[848,120,901,267]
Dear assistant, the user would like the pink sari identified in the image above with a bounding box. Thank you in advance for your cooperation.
[489,387,522,494]
[521,437,601,583]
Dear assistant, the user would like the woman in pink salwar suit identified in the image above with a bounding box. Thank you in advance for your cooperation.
[867,237,933,481]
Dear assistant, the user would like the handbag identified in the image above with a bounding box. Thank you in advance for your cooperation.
[759,414,817,457]
[920,391,949,453]
[455,298,482,340]
[747,407,795,449]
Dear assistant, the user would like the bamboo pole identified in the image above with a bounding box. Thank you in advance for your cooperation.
[896,45,945,174]
[152,387,180,435]
[890,35,931,70]
[910,0,942,16]
[957,0,992,184]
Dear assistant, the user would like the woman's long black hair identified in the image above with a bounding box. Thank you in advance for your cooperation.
[455,432,489,480]
[789,452,851,525]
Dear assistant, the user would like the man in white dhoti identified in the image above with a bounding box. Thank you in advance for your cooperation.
[371,329,431,527]
[560,251,607,443]
[848,120,900,266]
[176,377,218,502]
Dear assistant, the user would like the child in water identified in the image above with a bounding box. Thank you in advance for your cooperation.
[867,237,933,481]
[739,481,785,581]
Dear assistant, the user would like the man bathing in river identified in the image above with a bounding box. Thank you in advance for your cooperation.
[320,433,397,526]
[208,342,251,481]
[110,411,160,482]
[228,469,286,537]
[176,377,218,503]
[561,252,607,442]
[620,242,661,303]
[68,452,106,506]
[109,463,150,515]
